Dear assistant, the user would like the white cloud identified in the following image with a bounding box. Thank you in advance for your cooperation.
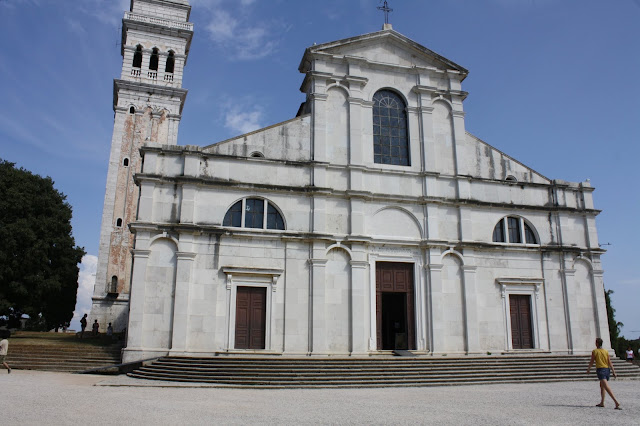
[79,0,130,27]
[69,254,97,331]
[201,4,279,60]
[224,105,263,134]
[65,17,87,36]
[0,0,40,9]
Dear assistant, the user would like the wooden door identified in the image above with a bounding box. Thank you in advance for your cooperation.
[509,294,533,349]
[375,262,415,350]
[235,286,267,349]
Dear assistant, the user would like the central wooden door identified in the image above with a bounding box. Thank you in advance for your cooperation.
[376,262,415,350]
[235,286,266,349]
[509,294,533,349]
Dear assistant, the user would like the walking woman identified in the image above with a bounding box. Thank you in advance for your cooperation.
[586,337,620,409]
[0,330,11,374]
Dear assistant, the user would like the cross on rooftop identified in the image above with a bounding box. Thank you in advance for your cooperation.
[377,0,393,25]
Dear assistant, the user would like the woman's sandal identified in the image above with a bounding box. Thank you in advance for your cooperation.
[595,403,604,407]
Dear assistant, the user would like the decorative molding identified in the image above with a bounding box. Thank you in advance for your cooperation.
[131,249,151,259]
[124,11,193,32]
[309,259,328,267]
[496,278,544,286]
[412,85,439,95]
[176,252,197,261]
[452,110,466,118]
[310,93,329,101]
[496,278,544,300]
[349,260,369,269]
[221,267,284,277]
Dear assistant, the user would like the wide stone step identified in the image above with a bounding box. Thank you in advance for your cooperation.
[124,373,600,388]
[135,366,640,379]
[137,367,640,379]
[127,355,640,387]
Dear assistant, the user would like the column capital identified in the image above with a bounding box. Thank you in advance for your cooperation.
[131,249,151,259]
[349,260,368,269]
[176,252,197,261]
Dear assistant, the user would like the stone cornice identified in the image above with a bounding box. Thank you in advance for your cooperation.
[114,79,188,113]
[127,222,602,254]
[133,172,601,216]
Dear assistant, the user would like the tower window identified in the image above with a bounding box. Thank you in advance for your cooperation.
[129,106,135,114]
[132,45,143,68]
[116,218,123,227]
[109,276,118,293]
[373,89,409,166]
[165,51,175,74]
[123,158,129,167]
[149,48,159,71]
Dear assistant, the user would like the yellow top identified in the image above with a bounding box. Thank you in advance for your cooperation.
[593,348,609,369]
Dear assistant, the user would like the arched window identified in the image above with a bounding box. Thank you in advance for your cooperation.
[109,276,118,293]
[250,151,264,158]
[116,218,123,227]
[149,48,159,71]
[165,51,175,74]
[123,158,129,167]
[505,175,517,183]
[223,198,285,230]
[493,216,538,244]
[373,89,409,166]
[129,106,135,114]
[132,45,143,68]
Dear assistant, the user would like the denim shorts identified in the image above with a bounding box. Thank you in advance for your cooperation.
[596,368,610,380]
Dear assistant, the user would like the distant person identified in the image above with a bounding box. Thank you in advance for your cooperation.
[80,314,88,338]
[92,319,99,336]
[106,323,113,337]
[587,337,621,409]
[626,347,634,362]
[0,330,11,374]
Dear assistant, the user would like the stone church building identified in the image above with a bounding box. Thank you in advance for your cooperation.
[91,0,610,362]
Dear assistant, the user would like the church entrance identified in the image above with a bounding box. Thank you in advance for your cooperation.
[376,262,415,350]
[235,286,266,349]
[509,294,533,349]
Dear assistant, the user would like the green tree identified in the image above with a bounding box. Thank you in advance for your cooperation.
[604,288,631,359]
[0,160,85,330]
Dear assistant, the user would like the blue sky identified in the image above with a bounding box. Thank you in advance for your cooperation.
[0,0,638,338]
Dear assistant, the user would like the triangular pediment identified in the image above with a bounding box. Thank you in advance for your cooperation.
[300,29,467,75]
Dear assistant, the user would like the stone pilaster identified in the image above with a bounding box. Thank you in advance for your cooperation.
[170,251,197,353]
[462,264,480,353]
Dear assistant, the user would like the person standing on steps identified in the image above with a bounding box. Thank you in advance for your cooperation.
[625,346,634,363]
[0,330,11,374]
[92,319,99,336]
[80,313,88,338]
[587,337,621,409]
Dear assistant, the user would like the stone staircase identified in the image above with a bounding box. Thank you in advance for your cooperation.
[127,355,640,388]
[7,339,123,373]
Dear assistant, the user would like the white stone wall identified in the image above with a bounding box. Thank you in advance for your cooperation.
[120,25,609,362]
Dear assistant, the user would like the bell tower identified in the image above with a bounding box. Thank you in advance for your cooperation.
[90,0,193,330]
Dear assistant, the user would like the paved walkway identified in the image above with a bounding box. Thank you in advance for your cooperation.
[0,370,638,425]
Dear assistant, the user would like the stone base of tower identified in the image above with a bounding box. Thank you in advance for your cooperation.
[89,296,130,334]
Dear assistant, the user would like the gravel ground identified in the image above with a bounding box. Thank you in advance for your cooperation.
[0,370,638,425]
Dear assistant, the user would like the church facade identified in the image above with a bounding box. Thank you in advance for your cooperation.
[90,0,611,363]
